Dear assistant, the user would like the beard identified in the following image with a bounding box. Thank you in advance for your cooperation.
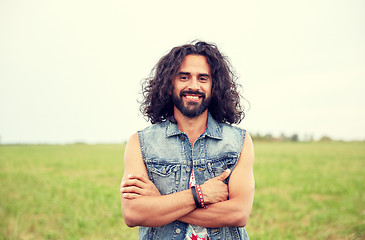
[172,90,211,118]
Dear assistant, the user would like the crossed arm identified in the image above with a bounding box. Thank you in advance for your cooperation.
[120,133,255,228]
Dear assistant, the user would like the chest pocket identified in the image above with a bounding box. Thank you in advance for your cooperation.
[206,154,238,183]
[145,161,181,195]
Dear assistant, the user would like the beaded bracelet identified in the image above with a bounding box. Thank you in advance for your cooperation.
[195,185,207,208]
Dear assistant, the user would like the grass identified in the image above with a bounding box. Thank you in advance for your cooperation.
[0,144,138,239]
[0,141,364,239]
[247,141,365,240]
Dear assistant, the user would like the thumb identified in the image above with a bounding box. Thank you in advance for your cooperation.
[215,169,231,181]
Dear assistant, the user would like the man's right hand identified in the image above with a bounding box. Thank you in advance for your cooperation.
[121,174,161,199]
[200,169,231,205]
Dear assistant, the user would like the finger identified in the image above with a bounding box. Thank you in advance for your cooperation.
[121,186,143,194]
[127,174,149,184]
[215,169,231,181]
[122,178,145,188]
[120,186,141,194]
[122,193,141,199]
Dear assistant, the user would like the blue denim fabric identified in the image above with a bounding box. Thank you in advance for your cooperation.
[137,113,249,240]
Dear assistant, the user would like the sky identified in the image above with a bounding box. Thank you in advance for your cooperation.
[0,0,364,144]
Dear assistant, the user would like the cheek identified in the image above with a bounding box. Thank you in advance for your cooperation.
[171,88,180,98]
[172,84,186,95]
[205,84,213,96]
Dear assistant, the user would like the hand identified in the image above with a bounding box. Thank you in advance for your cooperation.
[121,174,161,199]
[200,169,231,205]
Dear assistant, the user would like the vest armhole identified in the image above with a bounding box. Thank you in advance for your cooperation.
[240,129,247,152]
[137,131,146,162]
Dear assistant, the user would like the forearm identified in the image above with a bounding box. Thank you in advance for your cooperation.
[122,189,196,227]
[180,132,255,228]
[178,198,250,228]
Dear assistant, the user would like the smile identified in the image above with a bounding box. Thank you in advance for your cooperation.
[183,94,203,103]
[185,95,200,100]
[180,90,205,102]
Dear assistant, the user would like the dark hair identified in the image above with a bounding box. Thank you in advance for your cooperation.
[140,40,245,124]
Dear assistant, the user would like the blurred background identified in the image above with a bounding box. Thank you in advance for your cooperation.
[1,1,364,240]
[1,0,364,144]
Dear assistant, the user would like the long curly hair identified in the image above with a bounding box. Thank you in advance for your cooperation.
[140,41,245,124]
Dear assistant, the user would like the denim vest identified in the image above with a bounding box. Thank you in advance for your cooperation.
[137,113,249,240]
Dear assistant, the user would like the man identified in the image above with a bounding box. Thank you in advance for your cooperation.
[121,41,254,240]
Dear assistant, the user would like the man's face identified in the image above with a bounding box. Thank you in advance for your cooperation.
[172,55,212,118]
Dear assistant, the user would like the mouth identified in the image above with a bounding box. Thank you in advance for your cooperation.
[184,94,202,102]
[181,91,205,103]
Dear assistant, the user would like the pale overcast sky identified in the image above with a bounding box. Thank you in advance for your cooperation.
[1,0,364,143]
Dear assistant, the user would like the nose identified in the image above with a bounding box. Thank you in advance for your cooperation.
[188,77,199,90]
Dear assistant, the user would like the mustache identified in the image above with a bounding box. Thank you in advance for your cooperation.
[179,90,206,98]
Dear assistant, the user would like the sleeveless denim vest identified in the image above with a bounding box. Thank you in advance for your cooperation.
[137,113,250,240]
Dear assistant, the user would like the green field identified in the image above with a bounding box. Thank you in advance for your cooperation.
[0,142,364,239]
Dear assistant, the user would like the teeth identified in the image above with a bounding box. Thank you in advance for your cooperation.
[186,95,199,100]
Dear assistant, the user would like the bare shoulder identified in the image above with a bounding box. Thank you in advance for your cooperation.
[228,131,254,173]
[228,131,255,198]
[123,133,146,179]
[239,131,254,165]
[126,132,140,149]
[124,133,142,158]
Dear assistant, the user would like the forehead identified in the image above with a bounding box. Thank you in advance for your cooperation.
[179,55,211,74]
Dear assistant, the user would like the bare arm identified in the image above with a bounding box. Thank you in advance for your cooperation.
[120,133,229,227]
[120,133,196,227]
[178,132,255,228]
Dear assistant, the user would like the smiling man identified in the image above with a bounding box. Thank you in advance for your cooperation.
[121,41,255,240]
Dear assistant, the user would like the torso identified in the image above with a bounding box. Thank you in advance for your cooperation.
[137,114,249,240]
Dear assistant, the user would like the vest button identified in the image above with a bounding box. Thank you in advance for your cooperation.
[179,135,185,141]
[176,228,181,234]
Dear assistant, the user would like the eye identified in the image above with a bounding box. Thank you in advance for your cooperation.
[180,75,189,81]
[199,76,209,82]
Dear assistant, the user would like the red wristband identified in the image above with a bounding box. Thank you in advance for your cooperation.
[196,185,207,209]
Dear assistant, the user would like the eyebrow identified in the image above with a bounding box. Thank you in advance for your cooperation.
[178,72,211,77]
[178,72,190,75]
[199,73,211,78]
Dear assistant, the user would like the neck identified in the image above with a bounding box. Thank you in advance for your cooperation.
[174,108,208,146]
